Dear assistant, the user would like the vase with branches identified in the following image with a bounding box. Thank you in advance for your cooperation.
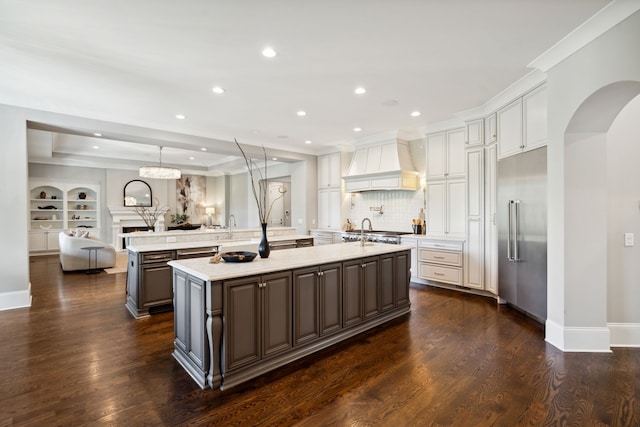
[133,198,169,231]
[235,139,288,258]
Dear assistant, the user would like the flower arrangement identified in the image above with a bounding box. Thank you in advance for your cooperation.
[133,198,168,229]
[235,138,287,225]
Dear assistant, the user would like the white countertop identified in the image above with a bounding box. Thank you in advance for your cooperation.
[127,234,313,253]
[168,242,413,282]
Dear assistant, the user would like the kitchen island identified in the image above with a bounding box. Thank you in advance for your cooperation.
[168,242,412,390]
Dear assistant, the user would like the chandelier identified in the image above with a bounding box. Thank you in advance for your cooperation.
[139,146,181,179]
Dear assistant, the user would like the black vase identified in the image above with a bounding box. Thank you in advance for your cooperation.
[258,223,270,258]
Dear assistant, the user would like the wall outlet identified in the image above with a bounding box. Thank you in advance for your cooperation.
[624,232,634,247]
[167,236,177,243]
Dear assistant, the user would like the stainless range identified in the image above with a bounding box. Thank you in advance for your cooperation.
[341,230,402,245]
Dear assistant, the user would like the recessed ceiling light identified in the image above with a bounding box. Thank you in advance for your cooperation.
[201,147,207,151]
[354,87,366,95]
[176,114,186,120]
[93,132,102,137]
[262,47,277,58]
[305,140,312,144]
[272,157,278,161]
[353,127,362,132]
[92,145,100,149]
[297,110,306,117]
[188,156,195,160]
[212,86,225,94]
[411,111,421,117]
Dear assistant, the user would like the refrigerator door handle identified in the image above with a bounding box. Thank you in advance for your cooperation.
[514,200,520,261]
[507,200,514,261]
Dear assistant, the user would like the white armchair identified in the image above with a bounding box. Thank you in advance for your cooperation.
[58,231,116,272]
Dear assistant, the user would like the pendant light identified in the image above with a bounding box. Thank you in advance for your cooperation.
[139,146,181,179]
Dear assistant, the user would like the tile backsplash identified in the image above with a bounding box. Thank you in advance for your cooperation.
[346,190,425,233]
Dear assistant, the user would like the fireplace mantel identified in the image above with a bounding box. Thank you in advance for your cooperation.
[108,206,167,251]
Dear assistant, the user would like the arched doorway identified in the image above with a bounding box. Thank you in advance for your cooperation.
[562,81,640,349]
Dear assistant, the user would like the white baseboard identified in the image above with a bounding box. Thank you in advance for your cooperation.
[608,323,640,347]
[0,283,32,311]
[545,318,611,352]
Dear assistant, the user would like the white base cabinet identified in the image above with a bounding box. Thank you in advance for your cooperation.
[417,239,464,286]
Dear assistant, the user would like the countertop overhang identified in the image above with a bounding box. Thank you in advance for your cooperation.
[169,242,413,282]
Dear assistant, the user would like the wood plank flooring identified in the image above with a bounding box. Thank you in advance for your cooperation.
[0,255,638,426]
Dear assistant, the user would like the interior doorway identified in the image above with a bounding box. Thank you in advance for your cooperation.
[264,177,291,227]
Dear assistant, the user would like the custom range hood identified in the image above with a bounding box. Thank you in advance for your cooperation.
[343,135,419,192]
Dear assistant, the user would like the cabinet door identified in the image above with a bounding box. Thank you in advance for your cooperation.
[225,277,261,370]
[446,128,466,179]
[293,267,319,346]
[318,188,342,230]
[465,119,484,147]
[426,132,446,180]
[320,263,342,335]
[379,254,394,312]
[141,263,174,307]
[400,237,418,280]
[465,148,484,289]
[173,271,207,371]
[318,152,341,188]
[484,144,498,294]
[28,232,47,251]
[362,257,379,319]
[262,272,292,357]
[447,180,466,238]
[394,251,410,306]
[523,84,547,151]
[317,190,329,229]
[328,189,341,230]
[342,260,363,327]
[497,98,523,159]
[426,181,446,236]
[485,114,497,144]
[174,271,189,353]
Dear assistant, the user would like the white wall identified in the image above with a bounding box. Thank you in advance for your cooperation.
[0,105,30,310]
[348,190,424,233]
[545,9,640,350]
[607,94,640,325]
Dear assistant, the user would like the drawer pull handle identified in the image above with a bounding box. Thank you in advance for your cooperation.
[434,272,445,276]
[433,256,445,259]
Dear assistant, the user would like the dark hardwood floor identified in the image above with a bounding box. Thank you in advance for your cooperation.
[0,255,638,426]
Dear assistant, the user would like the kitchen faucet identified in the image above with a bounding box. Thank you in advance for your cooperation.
[360,217,372,247]
[228,214,236,239]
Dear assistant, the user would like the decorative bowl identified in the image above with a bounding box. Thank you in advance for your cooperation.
[220,251,257,263]
[77,204,88,210]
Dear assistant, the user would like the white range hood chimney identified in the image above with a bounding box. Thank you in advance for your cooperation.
[343,133,419,192]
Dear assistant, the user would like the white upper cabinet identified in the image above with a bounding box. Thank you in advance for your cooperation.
[523,84,548,151]
[426,128,465,180]
[318,152,342,188]
[497,84,548,160]
[484,113,497,144]
[465,119,484,147]
[497,98,523,159]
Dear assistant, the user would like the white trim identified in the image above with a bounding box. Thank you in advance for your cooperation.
[528,0,640,72]
[608,323,640,347]
[545,319,612,352]
[0,283,32,311]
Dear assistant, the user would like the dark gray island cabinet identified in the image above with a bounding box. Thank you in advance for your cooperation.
[169,243,411,390]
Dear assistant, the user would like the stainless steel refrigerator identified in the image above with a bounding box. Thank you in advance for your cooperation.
[497,146,547,322]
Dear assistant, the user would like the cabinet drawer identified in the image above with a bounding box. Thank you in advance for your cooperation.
[418,239,463,252]
[419,263,462,285]
[419,249,461,266]
[141,251,174,264]
[176,247,216,259]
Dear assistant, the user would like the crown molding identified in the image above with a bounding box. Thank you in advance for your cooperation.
[528,0,640,72]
